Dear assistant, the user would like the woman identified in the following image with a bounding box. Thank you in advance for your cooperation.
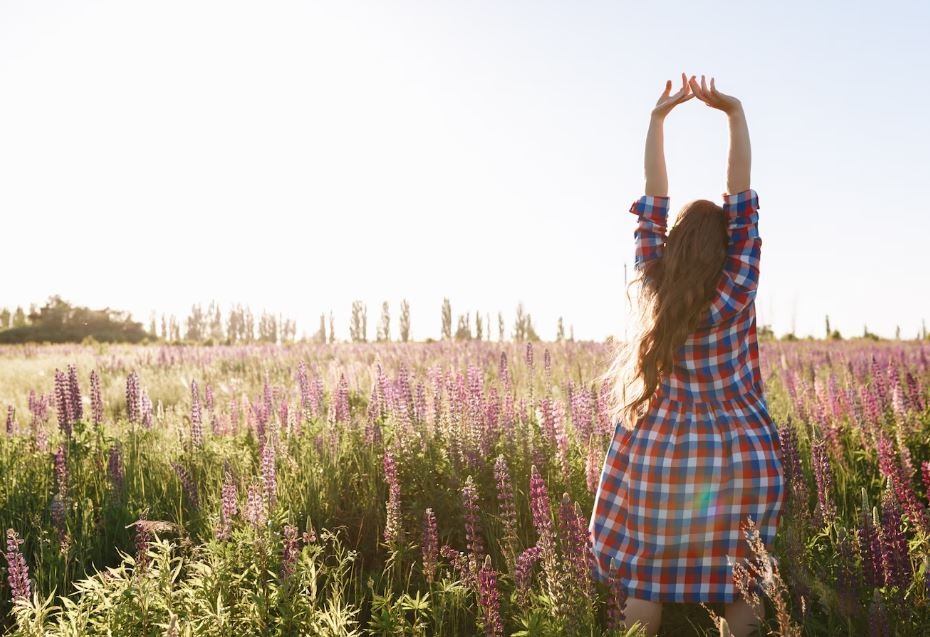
[589,74,785,637]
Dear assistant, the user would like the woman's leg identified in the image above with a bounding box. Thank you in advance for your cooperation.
[723,596,765,637]
[624,596,663,636]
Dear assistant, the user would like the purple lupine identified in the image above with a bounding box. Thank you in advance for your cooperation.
[140,390,153,429]
[297,361,311,419]
[922,461,930,507]
[529,465,551,538]
[811,437,836,527]
[260,439,277,507]
[191,380,204,447]
[835,527,860,617]
[217,470,238,540]
[585,438,602,495]
[54,444,68,496]
[462,476,485,558]
[55,369,73,437]
[557,494,595,599]
[281,524,301,578]
[5,529,31,601]
[171,462,199,510]
[67,364,83,422]
[126,371,141,424]
[204,383,215,413]
[335,374,350,423]
[477,555,504,637]
[905,371,924,412]
[90,370,103,425]
[860,502,882,590]
[422,508,439,585]
[494,456,518,572]
[383,450,402,545]
[107,445,124,491]
[877,432,928,533]
[867,591,891,637]
[514,545,542,607]
[5,405,14,435]
[880,488,910,591]
[245,480,267,529]
[441,544,477,590]
[606,557,628,631]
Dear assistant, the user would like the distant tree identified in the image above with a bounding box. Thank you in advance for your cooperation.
[329,310,336,344]
[486,312,491,341]
[862,324,880,341]
[209,302,224,342]
[186,304,205,341]
[498,311,505,342]
[441,298,452,341]
[556,317,565,342]
[525,313,540,342]
[455,314,472,341]
[475,311,483,341]
[825,314,831,339]
[316,313,327,344]
[0,308,9,329]
[569,324,575,342]
[12,307,26,328]
[377,301,390,342]
[350,301,367,343]
[922,319,928,340]
[149,312,157,338]
[513,302,528,342]
[169,315,181,342]
[758,324,776,342]
[160,315,167,340]
[399,299,411,342]
[0,296,148,344]
[258,311,278,343]
[895,325,901,340]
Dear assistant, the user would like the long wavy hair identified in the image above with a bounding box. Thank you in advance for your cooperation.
[599,198,729,431]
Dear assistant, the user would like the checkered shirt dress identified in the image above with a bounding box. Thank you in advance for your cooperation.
[589,189,785,604]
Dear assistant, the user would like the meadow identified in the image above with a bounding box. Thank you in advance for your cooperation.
[0,339,928,636]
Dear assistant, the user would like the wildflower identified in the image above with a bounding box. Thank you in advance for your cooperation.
[494,456,518,573]
[55,369,73,437]
[514,546,542,608]
[4,529,31,601]
[245,480,267,529]
[191,380,203,447]
[383,450,402,545]
[217,470,238,540]
[478,555,504,637]
[422,508,438,584]
[126,371,141,424]
[107,445,124,491]
[606,557,628,631]
[172,462,200,510]
[90,370,103,425]
[810,437,836,527]
[67,364,83,422]
[462,476,485,558]
[261,439,277,507]
[5,405,14,435]
[281,524,301,578]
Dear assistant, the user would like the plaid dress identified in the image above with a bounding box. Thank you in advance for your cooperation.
[589,189,785,604]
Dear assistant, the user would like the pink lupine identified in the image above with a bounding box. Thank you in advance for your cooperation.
[558,494,595,599]
[67,365,83,422]
[905,371,924,412]
[140,390,153,429]
[494,456,518,572]
[54,369,73,437]
[441,544,477,590]
[5,529,31,601]
[125,371,141,424]
[281,524,301,578]
[422,508,438,584]
[5,405,14,435]
[811,437,836,527]
[859,502,882,590]
[514,545,542,608]
[261,439,277,507]
[217,470,238,540]
[204,383,215,412]
[335,374,350,423]
[90,370,103,425]
[477,555,504,637]
[172,462,199,510]
[107,445,124,491]
[606,557,628,631]
[383,450,402,545]
[585,438,602,495]
[54,444,68,496]
[245,480,267,529]
[461,476,485,558]
[877,432,928,533]
[880,488,910,591]
[191,380,204,447]
[529,465,551,537]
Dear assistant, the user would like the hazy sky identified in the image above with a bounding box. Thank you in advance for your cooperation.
[2,0,927,341]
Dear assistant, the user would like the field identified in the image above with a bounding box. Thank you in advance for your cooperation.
[0,339,928,636]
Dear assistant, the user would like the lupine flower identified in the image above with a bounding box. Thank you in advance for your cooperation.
[204,383,214,412]
[557,494,595,599]
[140,390,153,429]
[529,465,552,537]
[422,508,438,585]
[5,405,14,435]
[54,444,68,496]
[441,544,477,590]
[261,439,277,507]
[245,480,267,529]
[606,557,628,631]
[811,437,836,527]
[67,364,83,422]
[383,450,402,545]
[514,545,542,607]
[335,374,350,423]
[90,370,103,425]
[5,529,31,601]
[860,497,882,590]
[877,432,928,533]
[281,524,301,578]
[107,445,124,491]
[461,475,485,558]
[172,462,199,510]
[217,470,238,540]
[477,554,504,637]
[191,380,203,446]
[879,488,910,591]
[126,371,141,424]
[494,456,518,572]
[867,591,891,637]
[55,369,73,437]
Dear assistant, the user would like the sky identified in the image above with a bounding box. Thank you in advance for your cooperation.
[1,0,928,342]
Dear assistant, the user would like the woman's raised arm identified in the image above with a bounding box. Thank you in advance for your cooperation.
[688,75,750,193]
[644,73,693,196]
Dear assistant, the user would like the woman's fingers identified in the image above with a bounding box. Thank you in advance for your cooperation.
[710,76,718,95]
[688,75,706,101]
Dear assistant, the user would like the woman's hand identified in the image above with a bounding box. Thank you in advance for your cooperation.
[651,72,693,120]
[688,75,743,115]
